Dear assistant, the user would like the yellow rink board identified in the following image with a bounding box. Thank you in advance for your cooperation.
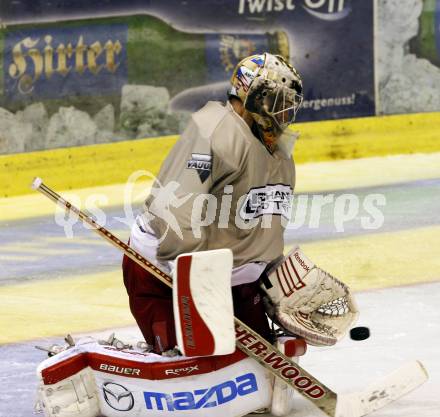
[3,151,440,222]
[1,111,440,198]
[2,225,440,344]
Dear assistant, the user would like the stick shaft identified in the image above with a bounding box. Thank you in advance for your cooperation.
[33,178,337,416]
[34,180,172,287]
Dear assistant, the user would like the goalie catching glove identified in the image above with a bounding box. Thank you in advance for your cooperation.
[261,246,359,346]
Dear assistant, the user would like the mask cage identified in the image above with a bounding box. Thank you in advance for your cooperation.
[245,77,303,130]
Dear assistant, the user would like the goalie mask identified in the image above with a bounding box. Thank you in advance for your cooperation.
[230,53,303,151]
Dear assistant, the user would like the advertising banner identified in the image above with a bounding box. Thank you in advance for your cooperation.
[5,23,128,100]
[0,0,375,152]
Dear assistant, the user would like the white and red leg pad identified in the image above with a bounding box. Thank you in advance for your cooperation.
[270,337,307,417]
[36,338,273,417]
[173,249,235,357]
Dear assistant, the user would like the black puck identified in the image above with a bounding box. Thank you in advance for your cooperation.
[350,326,370,341]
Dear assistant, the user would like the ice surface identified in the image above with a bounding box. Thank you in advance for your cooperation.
[0,283,438,417]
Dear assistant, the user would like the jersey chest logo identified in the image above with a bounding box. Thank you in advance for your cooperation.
[240,184,293,220]
[186,153,212,183]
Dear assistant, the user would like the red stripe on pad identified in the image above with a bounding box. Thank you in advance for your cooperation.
[176,254,215,356]
[41,348,247,385]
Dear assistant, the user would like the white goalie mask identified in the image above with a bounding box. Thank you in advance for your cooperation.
[230,53,303,151]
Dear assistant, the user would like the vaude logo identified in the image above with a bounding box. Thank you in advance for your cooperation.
[186,153,212,183]
[240,184,292,220]
[143,372,258,411]
[103,382,135,411]
[238,0,351,20]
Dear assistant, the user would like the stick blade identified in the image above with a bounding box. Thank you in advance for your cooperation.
[336,361,428,417]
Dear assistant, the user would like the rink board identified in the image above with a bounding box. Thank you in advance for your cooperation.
[2,111,440,197]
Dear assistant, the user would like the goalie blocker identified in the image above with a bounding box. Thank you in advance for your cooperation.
[173,249,235,357]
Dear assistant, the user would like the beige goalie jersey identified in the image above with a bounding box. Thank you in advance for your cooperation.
[142,101,296,269]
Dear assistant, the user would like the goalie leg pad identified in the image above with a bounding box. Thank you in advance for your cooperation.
[36,339,273,417]
[36,367,99,417]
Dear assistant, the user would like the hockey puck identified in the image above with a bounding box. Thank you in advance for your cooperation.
[350,326,370,341]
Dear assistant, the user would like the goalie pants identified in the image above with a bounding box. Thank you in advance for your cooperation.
[122,254,271,353]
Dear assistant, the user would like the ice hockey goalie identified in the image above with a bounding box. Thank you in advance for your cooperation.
[35,336,306,417]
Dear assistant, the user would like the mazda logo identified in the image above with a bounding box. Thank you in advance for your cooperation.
[102,382,134,411]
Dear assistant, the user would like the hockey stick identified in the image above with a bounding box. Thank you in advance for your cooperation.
[31,178,428,417]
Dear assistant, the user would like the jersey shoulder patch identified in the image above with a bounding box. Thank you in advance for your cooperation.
[186,153,212,183]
